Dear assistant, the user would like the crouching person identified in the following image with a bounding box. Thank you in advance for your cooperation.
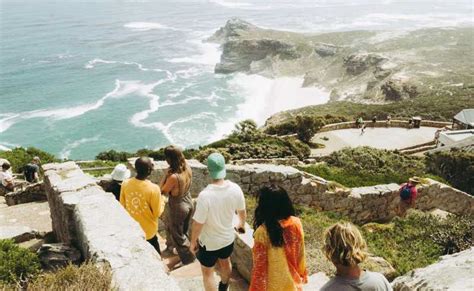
[190,153,246,291]
[321,222,392,291]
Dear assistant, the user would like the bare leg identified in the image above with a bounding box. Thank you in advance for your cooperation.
[217,258,232,284]
[201,265,217,291]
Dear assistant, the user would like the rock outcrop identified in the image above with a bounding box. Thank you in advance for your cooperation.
[391,247,474,290]
[5,182,46,206]
[209,19,473,102]
[38,243,82,271]
[215,39,300,74]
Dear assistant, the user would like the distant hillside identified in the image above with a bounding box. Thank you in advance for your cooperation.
[210,19,474,103]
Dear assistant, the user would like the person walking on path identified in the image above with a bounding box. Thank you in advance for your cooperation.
[120,157,164,254]
[160,145,195,266]
[24,156,41,183]
[397,177,420,217]
[190,153,247,291]
[106,164,130,201]
[249,186,308,291]
[321,222,392,291]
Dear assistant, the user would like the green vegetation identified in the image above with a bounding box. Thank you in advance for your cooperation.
[265,93,474,133]
[0,239,40,284]
[0,147,57,173]
[0,239,112,290]
[301,147,426,187]
[426,148,474,194]
[363,212,474,277]
[195,120,310,161]
[94,120,310,163]
[78,160,120,178]
[246,196,474,278]
[265,114,348,137]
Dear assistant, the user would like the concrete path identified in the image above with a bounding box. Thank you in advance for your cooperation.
[159,237,249,291]
[311,127,438,157]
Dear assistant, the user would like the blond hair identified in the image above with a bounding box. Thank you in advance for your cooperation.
[323,222,368,266]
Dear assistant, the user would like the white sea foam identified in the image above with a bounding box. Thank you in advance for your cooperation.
[0,79,133,133]
[59,136,100,160]
[124,22,180,32]
[84,58,170,75]
[167,38,221,67]
[208,0,252,8]
[208,74,330,142]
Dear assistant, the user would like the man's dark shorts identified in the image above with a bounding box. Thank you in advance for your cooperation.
[197,242,234,267]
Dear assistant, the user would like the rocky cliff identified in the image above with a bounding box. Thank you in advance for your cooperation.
[209,19,474,103]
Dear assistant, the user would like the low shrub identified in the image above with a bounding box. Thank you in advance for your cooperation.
[363,211,474,277]
[0,147,57,173]
[301,147,426,187]
[0,239,41,284]
[425,148,474,194]
[95,150,132,162]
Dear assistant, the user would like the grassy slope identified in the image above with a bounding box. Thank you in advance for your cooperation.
[245,196,473,279]
[265,92,474,127]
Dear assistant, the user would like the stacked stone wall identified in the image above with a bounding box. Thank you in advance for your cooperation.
[137,159,473,224]
[43,162,179,290]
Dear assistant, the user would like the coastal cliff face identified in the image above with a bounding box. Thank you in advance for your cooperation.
[209,18,474,103]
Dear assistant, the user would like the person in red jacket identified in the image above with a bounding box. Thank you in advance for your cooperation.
[398,177,420,217]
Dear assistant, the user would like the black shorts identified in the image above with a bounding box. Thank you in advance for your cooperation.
[196,242,234,267]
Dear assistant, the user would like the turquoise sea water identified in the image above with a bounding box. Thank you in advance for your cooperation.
[1,0,472,159]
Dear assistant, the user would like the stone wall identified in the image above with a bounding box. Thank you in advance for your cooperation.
[134,159,473,224]
[5,182,46,206]
[43,162,180,290]
[318,120,451,133]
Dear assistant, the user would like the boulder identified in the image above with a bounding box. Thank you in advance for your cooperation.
[37,243,82,271]
[343,53,387,75]
[391,247,474,290]
[362,255,397,281]
[314,43,341,57]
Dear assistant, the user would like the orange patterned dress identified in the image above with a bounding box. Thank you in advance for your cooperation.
[249,216,308,291]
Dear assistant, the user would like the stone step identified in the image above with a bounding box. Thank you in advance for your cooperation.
[304,272,330,291]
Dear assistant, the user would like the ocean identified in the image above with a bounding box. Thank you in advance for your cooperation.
[1,0,472,159]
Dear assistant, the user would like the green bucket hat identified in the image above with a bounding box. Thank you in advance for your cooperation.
[207,153,226,180]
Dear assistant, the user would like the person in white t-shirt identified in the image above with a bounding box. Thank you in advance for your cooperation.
[190,153,247,291]
[0,162,14,191]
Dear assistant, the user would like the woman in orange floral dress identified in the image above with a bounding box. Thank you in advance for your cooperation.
[249,186,308,291]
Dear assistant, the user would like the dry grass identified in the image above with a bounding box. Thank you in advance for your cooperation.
[27,263,113,291]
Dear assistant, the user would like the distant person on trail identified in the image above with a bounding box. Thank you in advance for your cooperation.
[372,116,377,124]
[386,115,392,126]
[24,156,41,183]
[105,164,130,201]
[160,145,195,266]
[360,123,366,135]
[0,162,15,192]
[398,177,420,217]
[120,157,164,254]
[356,117,364,128]
[249,186,308,291]
[190,153,247,291]
[321,222,392,291]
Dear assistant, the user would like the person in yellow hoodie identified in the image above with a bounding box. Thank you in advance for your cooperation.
[120,157,164,254]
